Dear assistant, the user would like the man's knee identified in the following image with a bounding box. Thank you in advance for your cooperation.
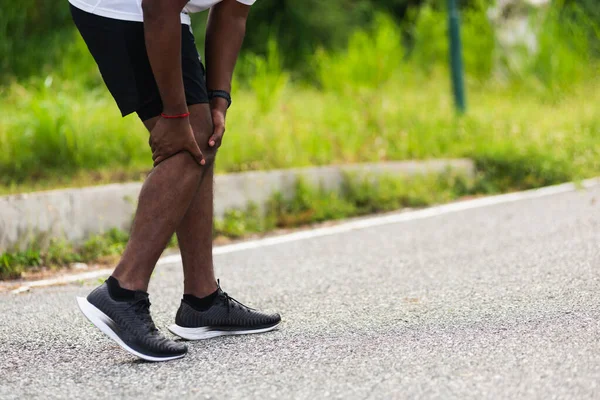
[192,117,214,150]
[201,147,217,171]
[190,109,217,167]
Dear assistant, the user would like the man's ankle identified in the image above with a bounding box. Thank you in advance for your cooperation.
[182,289,219,311]
[106,276,138,301]
[110,272,149,292]
[184,282,218,299]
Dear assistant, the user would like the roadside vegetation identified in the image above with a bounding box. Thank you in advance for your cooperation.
[1,2,598,194]
[1,171,475,279]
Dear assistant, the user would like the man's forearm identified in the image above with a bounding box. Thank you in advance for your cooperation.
[142,0,189,115]
[205,1,250,109]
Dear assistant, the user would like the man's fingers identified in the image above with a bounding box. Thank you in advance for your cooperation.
[187,141,206,166]
[209,126,225,147]
[208,135,222,147]
[153,155,164,167]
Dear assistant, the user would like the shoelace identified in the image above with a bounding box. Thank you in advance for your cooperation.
[223,292,252,313]
[127,297,158,332]
[216,280,254,314]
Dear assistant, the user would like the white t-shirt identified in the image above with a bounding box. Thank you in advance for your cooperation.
[68,0,255,25]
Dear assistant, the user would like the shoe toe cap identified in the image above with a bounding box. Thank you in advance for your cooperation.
[171,341,188,355]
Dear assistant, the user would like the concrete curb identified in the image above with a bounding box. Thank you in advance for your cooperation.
[0,159,473,251]
[6,176,599,293]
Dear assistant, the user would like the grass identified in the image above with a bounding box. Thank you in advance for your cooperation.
[0,170,475,279]
[1,72,598,195]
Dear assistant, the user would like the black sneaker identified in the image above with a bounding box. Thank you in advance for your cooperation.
[76,282,187,362]
[168,282,281,340]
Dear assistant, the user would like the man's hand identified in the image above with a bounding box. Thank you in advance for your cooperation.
[150,117,205,167]
[208,98,228,148]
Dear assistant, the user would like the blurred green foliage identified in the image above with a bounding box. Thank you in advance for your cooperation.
[2,0,598,81]
[0,0,598,191]
[0,1,74,79]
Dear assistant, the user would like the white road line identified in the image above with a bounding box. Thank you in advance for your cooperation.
[10,269,113,294]
[159,178,600,263]
[10,178,599,293]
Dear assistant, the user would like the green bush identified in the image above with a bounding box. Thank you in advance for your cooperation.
[240,39,289,114]
[214,204,271,238]
[410,4,448,74]
[243,0,374,73]
[81,228,129,260]
[0,249,42,279]
[0,1,73,79]
[316,14,403,93]
[2,0,599,82]
[461,0,495,82]
[46,239,80,266]
[499,0,597,98]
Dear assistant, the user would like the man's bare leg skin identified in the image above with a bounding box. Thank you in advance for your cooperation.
[112,104,215,291]
[176,165,217,298]
[178,105,218,297]
[135,104,218,296]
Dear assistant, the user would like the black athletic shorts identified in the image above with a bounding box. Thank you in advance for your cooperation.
[70,4,208,121]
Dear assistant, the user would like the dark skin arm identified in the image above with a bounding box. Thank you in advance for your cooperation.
[142,0,205,166]
[205,0,250,148]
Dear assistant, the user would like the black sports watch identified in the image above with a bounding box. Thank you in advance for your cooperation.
[208,90,232,109]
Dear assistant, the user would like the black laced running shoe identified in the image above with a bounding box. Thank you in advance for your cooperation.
[76,282,187,362]
[168,281,281,340]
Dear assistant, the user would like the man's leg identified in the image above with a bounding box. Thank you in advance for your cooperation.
[129,103,280,342]
[153,109,281,341]
[77,106,214,361]
[176,163,217,297]
[177,106,218,297]
[111,104,215,291]
[138,104,218,296]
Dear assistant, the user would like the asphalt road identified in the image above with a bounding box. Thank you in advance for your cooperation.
[1,184,600,399]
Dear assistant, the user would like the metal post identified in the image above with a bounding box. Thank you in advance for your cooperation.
[448,0,466,113]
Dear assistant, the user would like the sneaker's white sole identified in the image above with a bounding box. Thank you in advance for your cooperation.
[167,322,281,340]
[76,297,185,362]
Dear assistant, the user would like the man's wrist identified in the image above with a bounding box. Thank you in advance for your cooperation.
[160,111,190,119]
[208,90,232,109]
[210,97,229,114]
[161,102,189,116]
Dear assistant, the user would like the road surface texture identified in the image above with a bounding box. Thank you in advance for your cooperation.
[1,184,599,399]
